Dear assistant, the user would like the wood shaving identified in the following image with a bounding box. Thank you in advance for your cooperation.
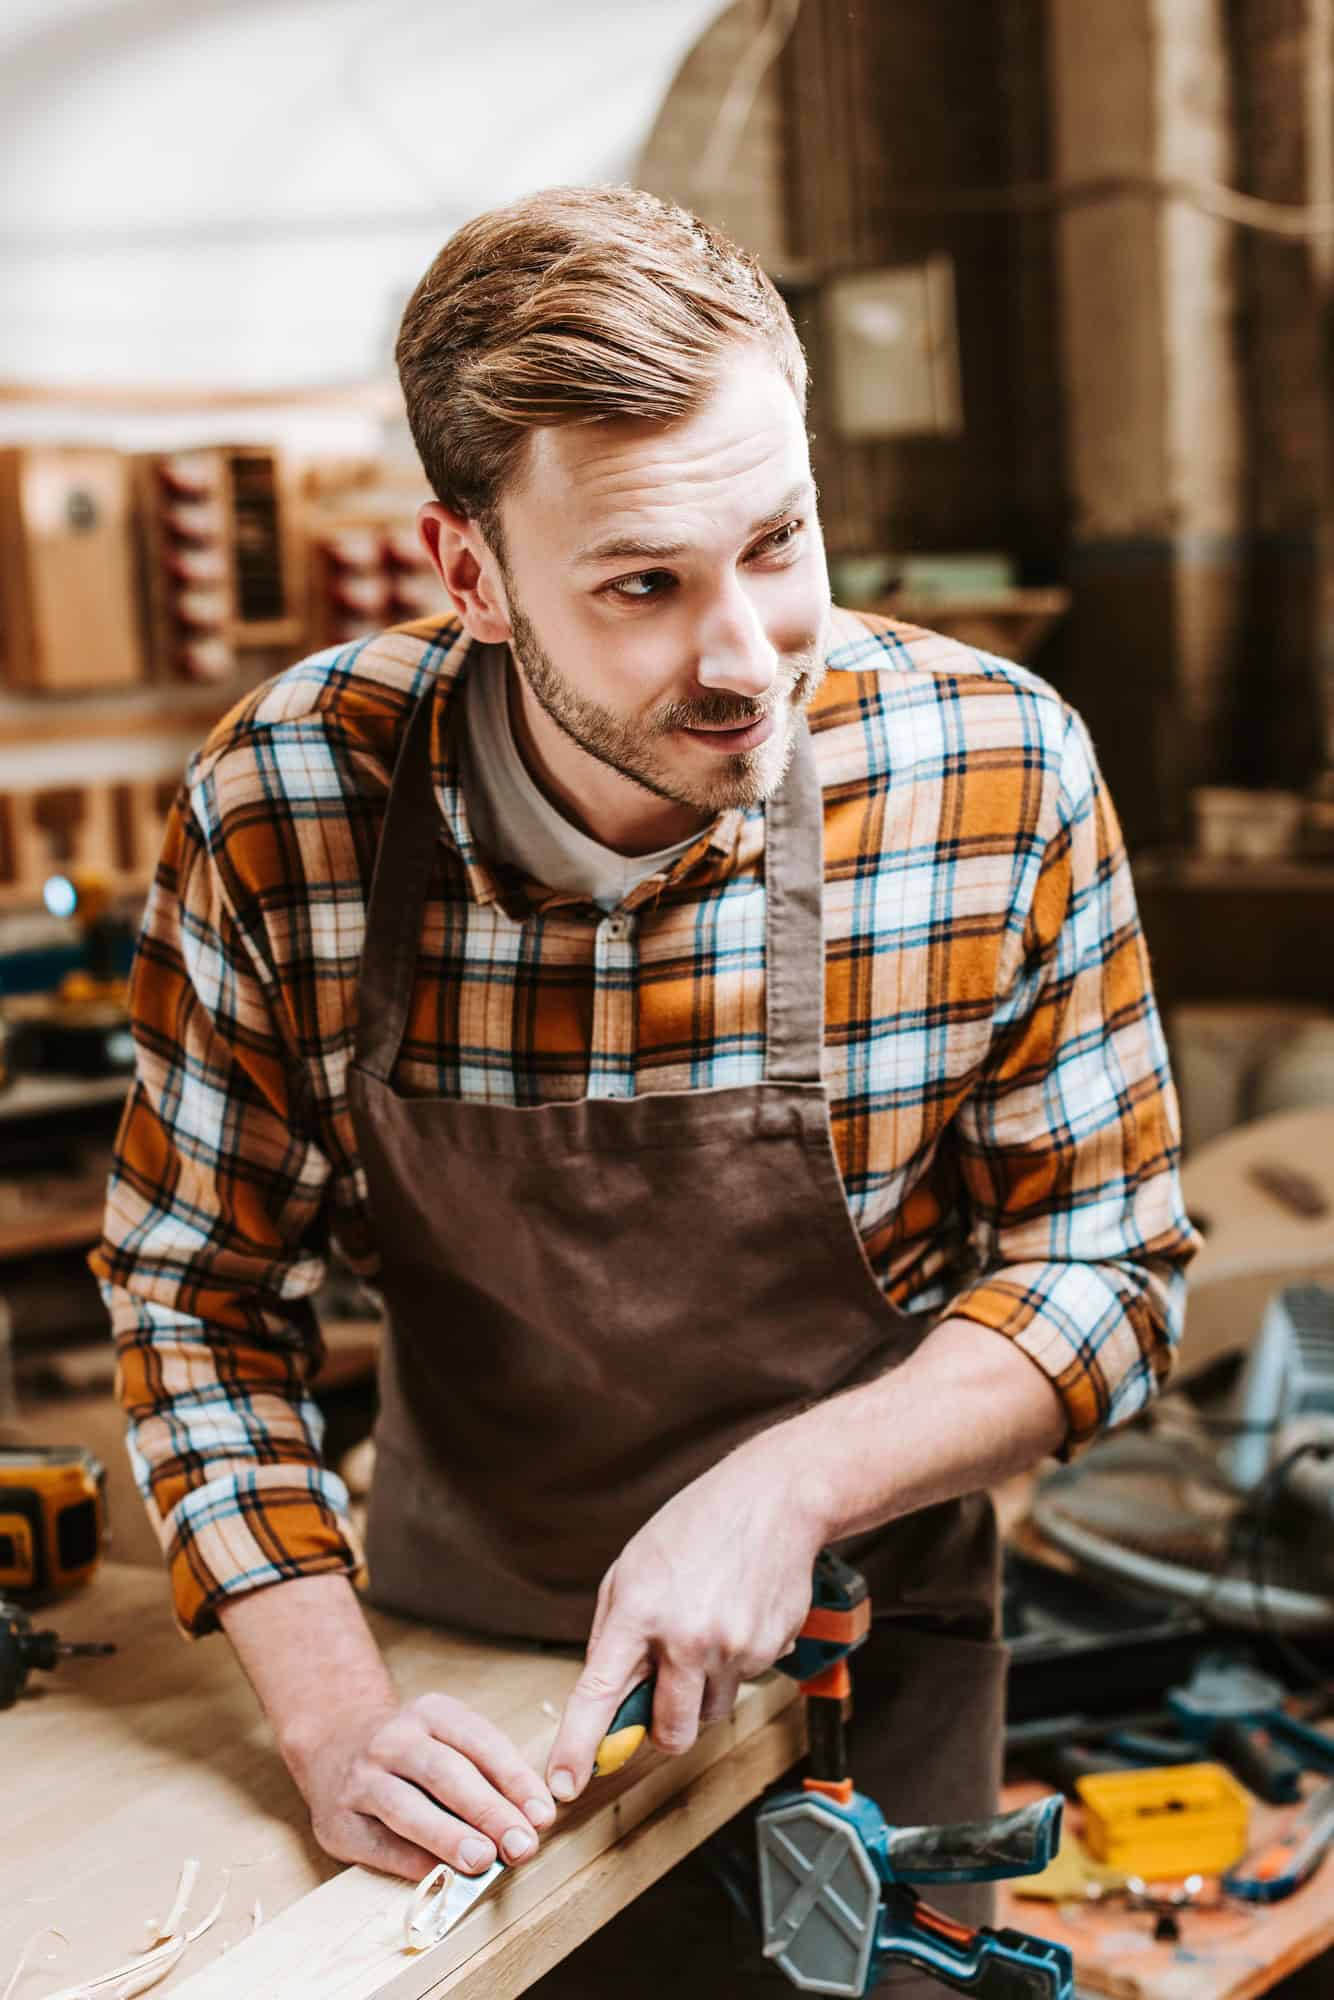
[156,1858,199,1943]
[30,1860,230,2000]
[2,1926,68,2000]
[403,1864,454,1950]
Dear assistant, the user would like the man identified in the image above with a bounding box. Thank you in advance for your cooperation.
[95,185,1197,1995]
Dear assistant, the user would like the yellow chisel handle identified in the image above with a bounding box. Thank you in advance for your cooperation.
[593,1677,656,1776]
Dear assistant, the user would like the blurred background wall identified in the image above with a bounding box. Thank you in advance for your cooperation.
[2,0,1334,1389]
[0,0,725,386]
[5,0,1334,842]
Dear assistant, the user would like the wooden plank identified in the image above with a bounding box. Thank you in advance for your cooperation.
[1,1565,803,2000]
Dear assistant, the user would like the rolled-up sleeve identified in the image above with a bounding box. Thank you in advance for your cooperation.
[944,706,1200,1453]
[90,783,361,1638]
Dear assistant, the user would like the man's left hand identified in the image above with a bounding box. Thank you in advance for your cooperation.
[545,1431,828,1801]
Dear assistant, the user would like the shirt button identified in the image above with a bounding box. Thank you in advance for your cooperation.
[605,913,631,939]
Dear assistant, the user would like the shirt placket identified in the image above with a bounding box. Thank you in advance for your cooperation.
[586,907,638,1100]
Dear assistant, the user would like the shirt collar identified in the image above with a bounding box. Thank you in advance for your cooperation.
[423,623,745,920]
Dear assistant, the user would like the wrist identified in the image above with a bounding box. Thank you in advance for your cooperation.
[746,1413,839,1551]
[217,1571,398,1779]
[276,1679,398,1783]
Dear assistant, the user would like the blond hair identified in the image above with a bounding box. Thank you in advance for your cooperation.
[396,185,806,542]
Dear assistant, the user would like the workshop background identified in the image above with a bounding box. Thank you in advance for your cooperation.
[2,4,1334,1996]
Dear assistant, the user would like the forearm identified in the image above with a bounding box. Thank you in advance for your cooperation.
[220,1572,397,1776]
[777,1316,1067,1544]
[102,1269,360,1637]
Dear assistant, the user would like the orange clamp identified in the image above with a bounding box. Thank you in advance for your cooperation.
[800,1659,852,1701]
[799,1600,871,1648]
[803,1776,855,1805]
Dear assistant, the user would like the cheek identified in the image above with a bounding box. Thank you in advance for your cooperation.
[764,563,830,658]
[567,605,680,708]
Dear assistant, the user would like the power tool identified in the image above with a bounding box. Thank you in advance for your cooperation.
[0,1595,115,1708]
[1168,1654,1334,1799]
[0,1443,109,1597]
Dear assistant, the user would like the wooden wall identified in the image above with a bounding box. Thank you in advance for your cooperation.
[639,0,1334,845]
[635,0,792,275]
[641,1,1069,569]
[1227,0,1334,792]
[778,0,1070,568]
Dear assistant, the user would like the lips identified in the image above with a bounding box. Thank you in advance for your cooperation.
[679,712,776,754]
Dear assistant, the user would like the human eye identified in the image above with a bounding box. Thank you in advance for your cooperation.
[750,520,805,562]
[604,568,676,603]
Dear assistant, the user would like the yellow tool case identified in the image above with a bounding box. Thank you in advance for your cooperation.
[1077,1763,1251,1879]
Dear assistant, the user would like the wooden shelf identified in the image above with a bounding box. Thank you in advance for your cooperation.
[0,1196,105,1263]
[1134,850,1334,1010]
[1134,849,1334,890]
[0,659,274,744]
[869,587,1071,663]
[0,1072,128,1123]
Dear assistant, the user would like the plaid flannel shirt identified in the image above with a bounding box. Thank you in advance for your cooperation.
[92,607,1199,1636]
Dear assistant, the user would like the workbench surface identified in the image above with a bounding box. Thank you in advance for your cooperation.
[996,1776,1334,1999]
[4,1564,804,1999]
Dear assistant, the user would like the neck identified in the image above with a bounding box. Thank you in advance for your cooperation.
[504,659,710,857]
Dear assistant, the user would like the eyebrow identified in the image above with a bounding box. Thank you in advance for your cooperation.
[570,479,815,569]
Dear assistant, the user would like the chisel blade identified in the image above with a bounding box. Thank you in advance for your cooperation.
[439,1857,506,1932]
[408,1856,508,1949]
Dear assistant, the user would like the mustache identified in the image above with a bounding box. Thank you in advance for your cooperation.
[658,660,818,733]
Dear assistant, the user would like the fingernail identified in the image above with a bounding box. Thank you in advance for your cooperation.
[549,1769,576,1801]
[460,1837,494,1869]
[502,1827,537,1861]
[525,1796,556,1828]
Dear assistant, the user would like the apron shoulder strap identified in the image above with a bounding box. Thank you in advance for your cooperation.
[763,712,826,1087]
[354,671,443,1081]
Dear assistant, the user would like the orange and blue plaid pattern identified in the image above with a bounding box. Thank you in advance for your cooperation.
[92,608,1198,1636]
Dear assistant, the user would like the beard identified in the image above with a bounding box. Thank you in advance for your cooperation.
[501,585,828,818]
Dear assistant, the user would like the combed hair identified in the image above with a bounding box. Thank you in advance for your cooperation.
[395,185,807,541]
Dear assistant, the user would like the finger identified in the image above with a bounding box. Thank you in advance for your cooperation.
[585,1571,615,1661]
[546,1625,652,1801]
[650,1664,709,1755]
[699,1673,742,1730]
[357,1768,505,1874]
[408,1695,557,1829]
[333,1811,439,1882]
[391,1736,544,1865]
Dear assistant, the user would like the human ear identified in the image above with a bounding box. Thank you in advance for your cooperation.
[418,503,511,643]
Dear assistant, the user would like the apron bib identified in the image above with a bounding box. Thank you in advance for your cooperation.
[348,667,1005,1991]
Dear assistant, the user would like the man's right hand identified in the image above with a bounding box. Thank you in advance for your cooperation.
[285,1691,558,1881]
[219,1572,556,1882]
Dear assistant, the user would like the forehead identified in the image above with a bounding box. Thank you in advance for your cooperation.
[502,353,812,561]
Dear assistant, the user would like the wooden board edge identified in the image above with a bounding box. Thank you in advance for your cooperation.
[425,1703,808,1999]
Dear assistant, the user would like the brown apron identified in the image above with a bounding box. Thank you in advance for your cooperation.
[350,667,1007,1995]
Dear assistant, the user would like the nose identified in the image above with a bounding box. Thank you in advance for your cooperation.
[693,581,779,701]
